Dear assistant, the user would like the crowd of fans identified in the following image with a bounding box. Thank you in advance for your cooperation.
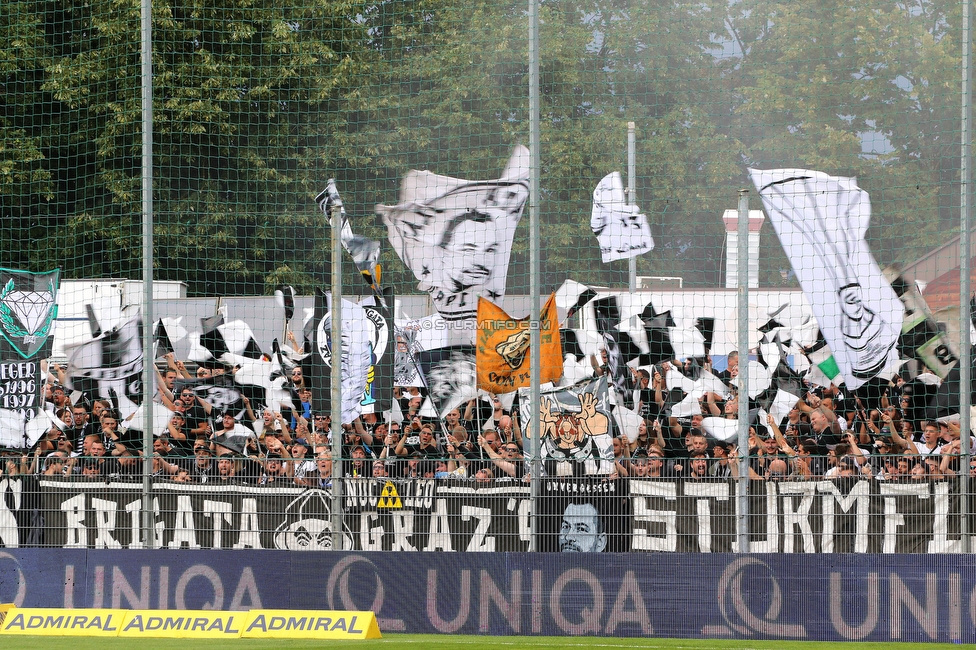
[2,347,974,488]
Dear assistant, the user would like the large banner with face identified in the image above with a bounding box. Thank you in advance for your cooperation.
[538,477,632,552]
[377,146,529,322]
[1,476,973,554]
[749,169,902,389]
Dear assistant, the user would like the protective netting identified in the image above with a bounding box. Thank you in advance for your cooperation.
[0,0,974,553]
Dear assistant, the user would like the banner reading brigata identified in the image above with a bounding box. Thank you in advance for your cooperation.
[0,476,974,553]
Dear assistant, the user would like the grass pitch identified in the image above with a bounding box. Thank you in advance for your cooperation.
[0,634,971,649]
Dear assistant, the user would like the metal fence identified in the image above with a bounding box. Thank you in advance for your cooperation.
[2,0,976,557]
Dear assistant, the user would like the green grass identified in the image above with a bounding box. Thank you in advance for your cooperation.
[0,634,972,649]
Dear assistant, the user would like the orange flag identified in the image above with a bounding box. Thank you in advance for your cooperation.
[476,293,562,393]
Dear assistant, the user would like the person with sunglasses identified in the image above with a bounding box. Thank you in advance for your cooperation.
[476,436,525,480]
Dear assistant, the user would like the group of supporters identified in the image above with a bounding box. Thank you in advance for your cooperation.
[2,347,973,488]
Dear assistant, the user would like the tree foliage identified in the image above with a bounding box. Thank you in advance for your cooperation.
[0,0,964,296]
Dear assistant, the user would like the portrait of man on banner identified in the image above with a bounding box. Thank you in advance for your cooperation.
[749,168,902,389]
[522,376,615,477]
[377,146,529,321]
[538,476,631,553]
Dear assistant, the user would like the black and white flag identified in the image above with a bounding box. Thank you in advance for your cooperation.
[554,279,598,324]
[274,285,296,323]
[750,168,902,389]
[316,180,382,288]
[378,146,529,321]
[590,172,654,263]
[152,317,186,359]
[302,290,372,425]
[0,267,59,360]
[64,311,144,419]
[415,345,478,418]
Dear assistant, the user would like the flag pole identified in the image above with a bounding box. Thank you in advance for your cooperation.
[330,202,344,550]
[736,189,750,553]
[960,0,973,554]
[528,0,541,552]
[139,0,155,548]
[627,122,637,293]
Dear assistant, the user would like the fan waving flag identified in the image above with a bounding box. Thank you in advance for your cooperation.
[377,145,529,321]
[476,293,562,393]
[750,168,902,389]
[590,172,654,263]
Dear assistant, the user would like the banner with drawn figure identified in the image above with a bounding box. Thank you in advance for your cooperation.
[0,268,59,361]
[377,146,529,322]
[590,172,654,263]
[520,376,616,477]
[749,169,902,389]
[476,293,562,394]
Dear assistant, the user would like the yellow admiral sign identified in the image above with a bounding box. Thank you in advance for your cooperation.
[118,611,247,638]
[0,609,123,636]
[0,606,380,639]
[241,610,381,639]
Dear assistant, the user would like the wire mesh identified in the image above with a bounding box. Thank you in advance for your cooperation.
[0,0,973,554]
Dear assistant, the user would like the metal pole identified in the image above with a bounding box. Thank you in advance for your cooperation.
[627,122,637,293]
[528,0,541,552]
[736,189,750,553]
[961,0,973,554]
[330,204,344,550]
[139,0,155,549]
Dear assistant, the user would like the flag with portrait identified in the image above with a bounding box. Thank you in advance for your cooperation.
[377,146,529,321]
[415,345,478,418]
[750,168,902,389]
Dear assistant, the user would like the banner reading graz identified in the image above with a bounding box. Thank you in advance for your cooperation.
[2,477,975,552]
[22,478,530,552]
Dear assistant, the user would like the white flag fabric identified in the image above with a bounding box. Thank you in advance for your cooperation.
[700,417,739,442]
[378,146,529,321]
[749,168,902,389]
[590,172,654,263]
